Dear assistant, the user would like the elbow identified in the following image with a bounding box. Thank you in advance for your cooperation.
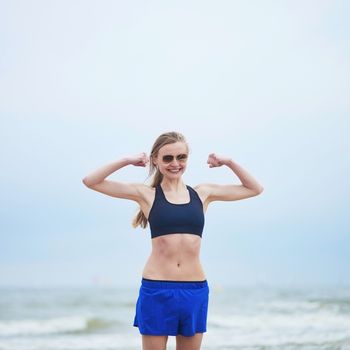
[252,185,264,195]
[82,177,93,187]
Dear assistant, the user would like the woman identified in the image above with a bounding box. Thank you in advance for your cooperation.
[82,131,264,350]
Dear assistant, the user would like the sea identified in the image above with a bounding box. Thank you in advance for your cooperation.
[1,283,350,350]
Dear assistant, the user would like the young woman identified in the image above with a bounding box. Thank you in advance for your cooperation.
[82,131,264,350]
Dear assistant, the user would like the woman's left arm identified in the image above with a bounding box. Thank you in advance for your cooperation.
[196,153,264,202]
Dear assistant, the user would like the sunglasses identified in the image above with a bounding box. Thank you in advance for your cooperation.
[162,153,188,163]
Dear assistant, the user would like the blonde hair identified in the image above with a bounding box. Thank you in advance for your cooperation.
[132,131,189,229]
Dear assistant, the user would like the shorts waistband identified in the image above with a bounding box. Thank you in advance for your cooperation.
[141,277,208,289]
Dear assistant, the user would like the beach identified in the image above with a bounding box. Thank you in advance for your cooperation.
[1,283,350,350]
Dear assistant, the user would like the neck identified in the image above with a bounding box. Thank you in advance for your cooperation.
[161,178,186,192]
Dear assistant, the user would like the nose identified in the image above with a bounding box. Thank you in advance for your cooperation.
[170,159,181,166]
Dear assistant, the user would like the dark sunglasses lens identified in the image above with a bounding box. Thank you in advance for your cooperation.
[162,154,188,163]
[163,155,173,163]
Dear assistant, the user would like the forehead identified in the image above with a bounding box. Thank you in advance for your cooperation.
[159,142,187,155]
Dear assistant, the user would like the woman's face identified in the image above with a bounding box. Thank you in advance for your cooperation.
[154,142,189,178]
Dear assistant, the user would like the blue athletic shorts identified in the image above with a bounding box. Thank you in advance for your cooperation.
[133,278,210,337]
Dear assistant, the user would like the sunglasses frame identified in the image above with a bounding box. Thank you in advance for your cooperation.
[162,153,188,163]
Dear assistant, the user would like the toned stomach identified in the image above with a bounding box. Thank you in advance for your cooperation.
[142,233,206,281]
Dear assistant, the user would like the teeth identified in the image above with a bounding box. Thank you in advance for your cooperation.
[168,169,181,173]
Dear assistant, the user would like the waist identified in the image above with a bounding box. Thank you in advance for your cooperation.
[141,277,208,289]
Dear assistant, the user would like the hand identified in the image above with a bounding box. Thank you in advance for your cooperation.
[207,153,231,168]
[128,152,150,167]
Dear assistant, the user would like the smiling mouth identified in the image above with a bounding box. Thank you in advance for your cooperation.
[167,168,182,173]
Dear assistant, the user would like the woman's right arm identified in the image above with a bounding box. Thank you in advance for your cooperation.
[82,153,149,203]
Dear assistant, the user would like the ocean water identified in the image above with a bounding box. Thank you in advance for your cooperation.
[1,283,350,350]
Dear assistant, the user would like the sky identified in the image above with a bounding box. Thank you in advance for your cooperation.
[1,0,349,289]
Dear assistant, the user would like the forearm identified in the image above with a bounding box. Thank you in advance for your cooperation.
[82,157,131,186]
[224,159,264,192]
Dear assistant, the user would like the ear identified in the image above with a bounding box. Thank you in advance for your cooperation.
[151,155,158,166]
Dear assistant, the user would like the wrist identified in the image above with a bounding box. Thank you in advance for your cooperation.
[223,157,234,166]
[114,157,131,168]
[119,157,132,166]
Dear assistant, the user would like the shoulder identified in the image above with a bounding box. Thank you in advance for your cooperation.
[135,182,156,196]
[135,183,157,205]
[191,183,212,206]
[192,183,211,196]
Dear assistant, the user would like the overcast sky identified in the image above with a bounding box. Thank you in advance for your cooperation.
[1,0,349,288]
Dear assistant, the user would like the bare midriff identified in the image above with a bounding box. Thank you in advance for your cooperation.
[142,233,206,281]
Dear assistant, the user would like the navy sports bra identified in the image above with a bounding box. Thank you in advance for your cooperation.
[148,184,205,239]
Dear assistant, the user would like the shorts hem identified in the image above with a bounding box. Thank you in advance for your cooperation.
[178,330,207,337]
[133,325,207,337]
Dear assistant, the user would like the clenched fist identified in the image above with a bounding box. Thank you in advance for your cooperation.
[129,152,150,167]
[207,153,231,168]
